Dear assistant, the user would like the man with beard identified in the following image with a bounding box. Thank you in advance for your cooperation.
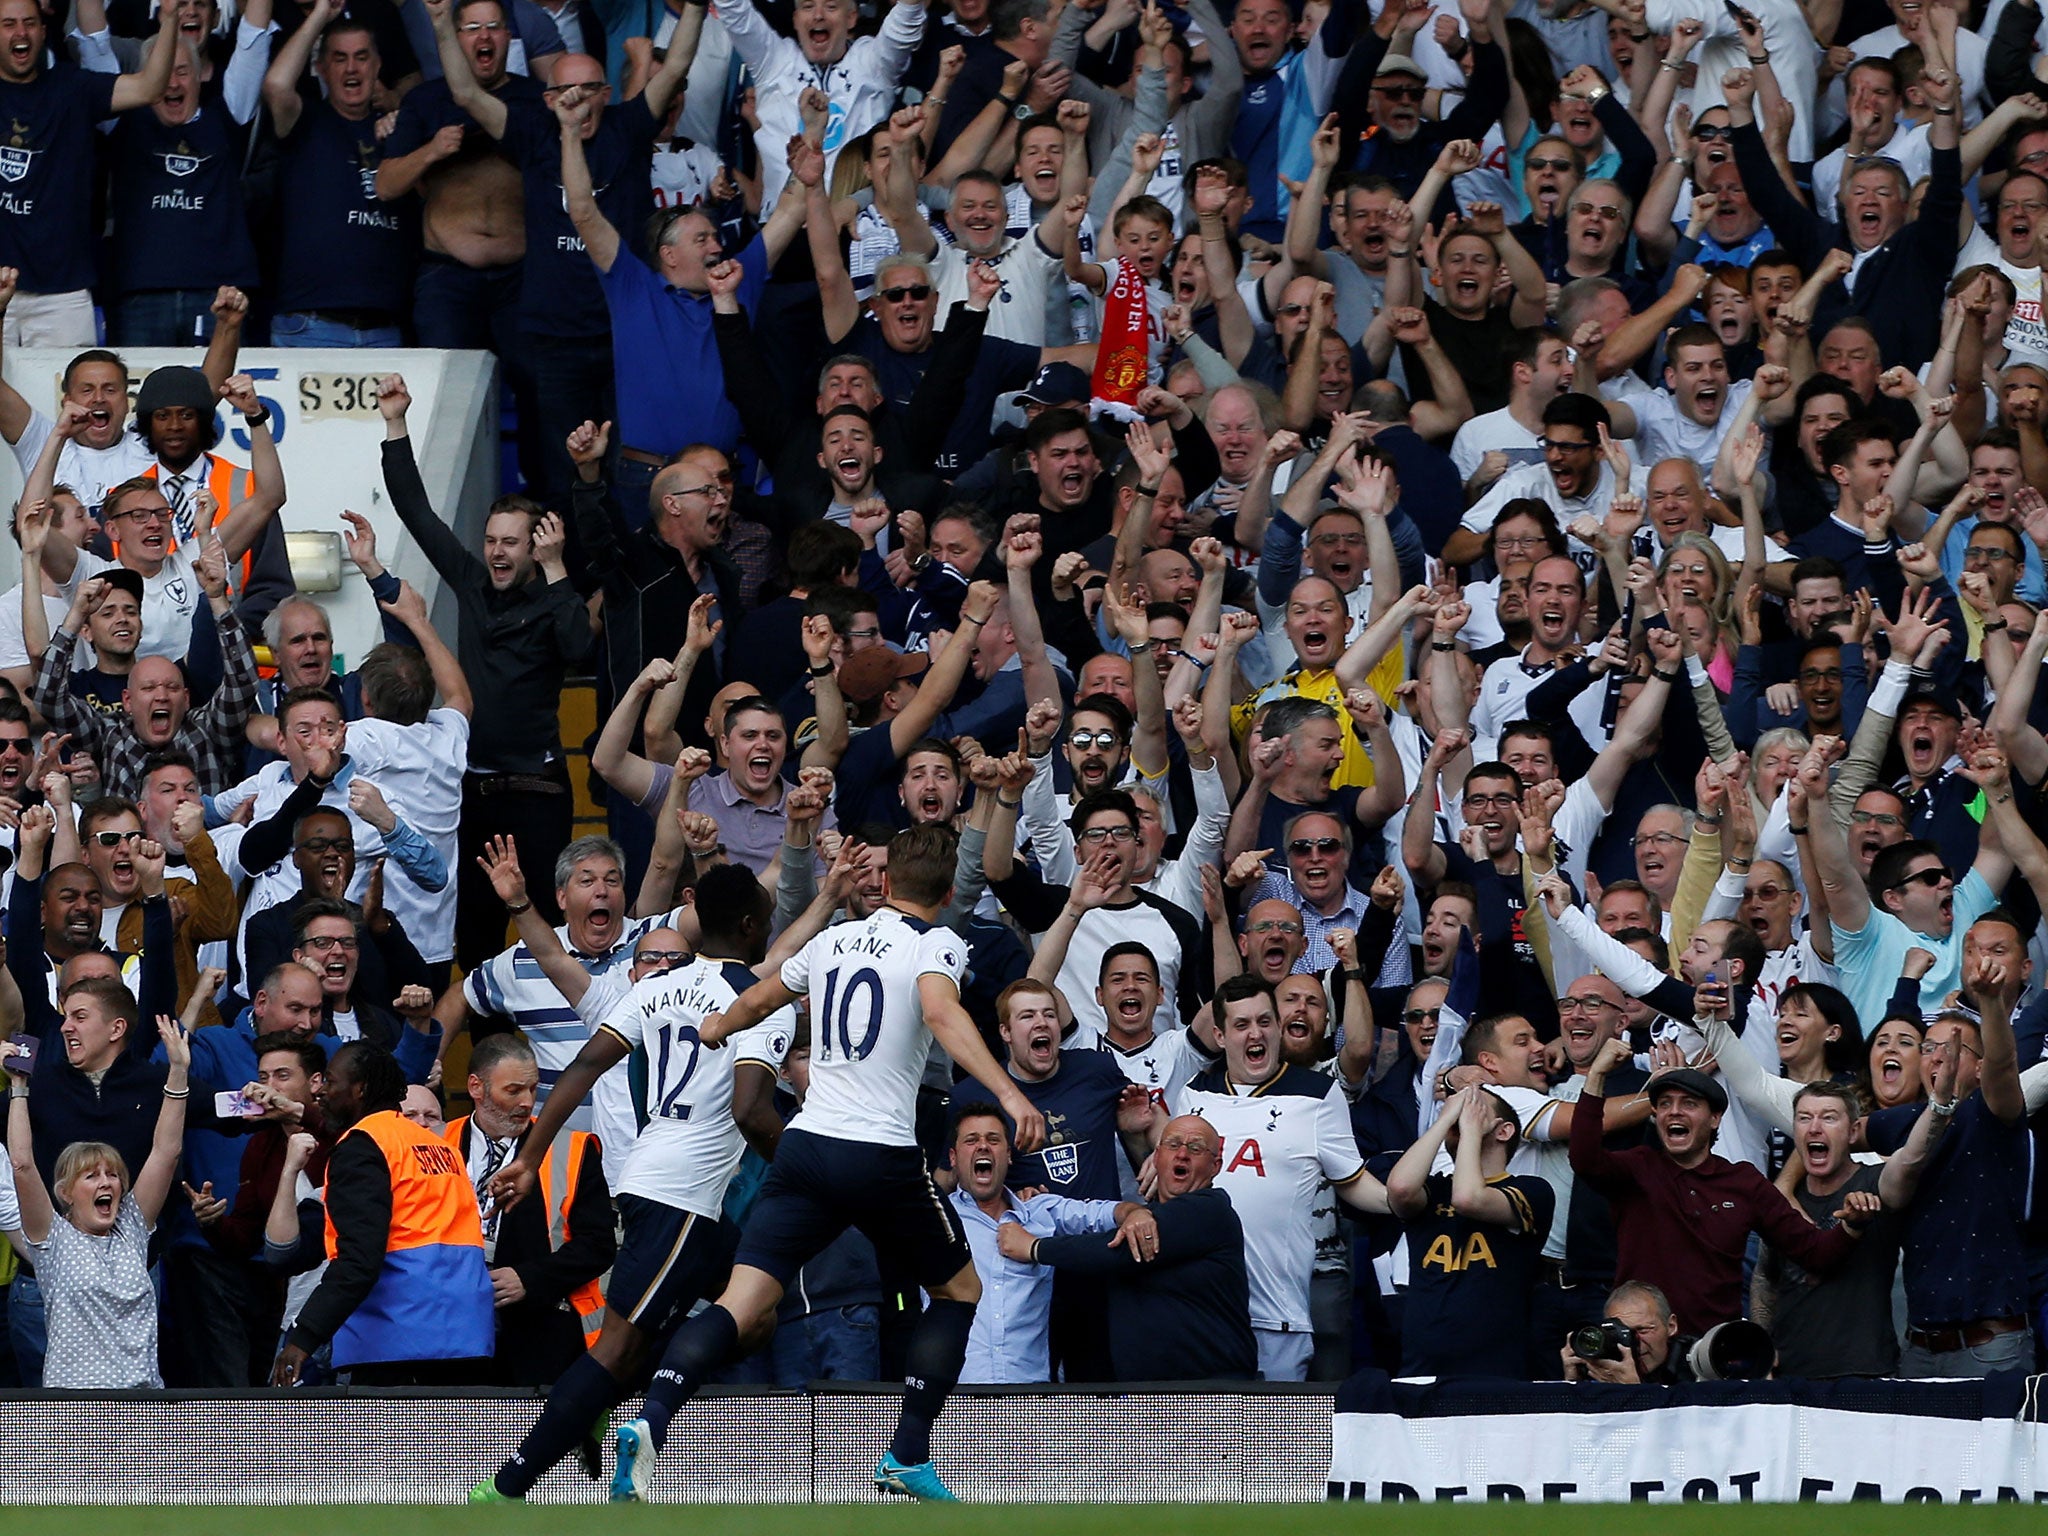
[1467,554,1592,745]
[1166,975,1389,1381]
[260,4,413,348]
[997,1111,1255,1381]
[1722,857,1838,1016]
[24,562,141,719]
[1570,1037,1870,1334]
[1447,395,1645,568]
[887,165,1073,349]
[1326,0,1507,209]
[1756,1081,1908,1378]
[1014,692,1135,882]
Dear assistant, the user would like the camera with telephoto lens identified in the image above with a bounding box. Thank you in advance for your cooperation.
[1568,1318,1638,1362]
[1687,1319,1776,1381]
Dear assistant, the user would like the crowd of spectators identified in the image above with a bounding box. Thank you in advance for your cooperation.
[0,0,2042,1409]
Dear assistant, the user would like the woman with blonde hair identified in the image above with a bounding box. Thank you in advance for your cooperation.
[5,1011,190,1389]
[1656,531,1739,689]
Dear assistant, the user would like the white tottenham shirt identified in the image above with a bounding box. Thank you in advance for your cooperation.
[599,956,794,1218]
[1167,1063,1365,1332]
[780,908,966,1148]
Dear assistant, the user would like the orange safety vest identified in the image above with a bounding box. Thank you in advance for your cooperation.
[446,1116,607,1349]
[137,454,258,594]
[324,1109,495,1368]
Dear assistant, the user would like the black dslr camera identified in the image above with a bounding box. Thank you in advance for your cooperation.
[1568,1318,1638,1362]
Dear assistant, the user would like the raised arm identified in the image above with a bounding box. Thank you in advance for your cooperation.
[211,375,286,561]
[132,1016,193,1228]
[261,0,335,136]
[557,93,621,272]
[109,2,179,112]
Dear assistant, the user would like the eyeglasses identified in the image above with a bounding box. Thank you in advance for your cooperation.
[1965,546,2017,563]
[1077,825,1137,844]
[665,483,731,503]
[2001,198,2048,215]
[1246,919,1304,934]
[1288,837,1344,855]
[1373,82,1424,100]
[2019,148,2048,167]
[1630,831,1686,848]
[1274,302,1309,317]
[1463,792,1519,810]
[296,836,352,854]
[1311,530,1367,547]
[459,18,507,30]
[1159,1135,1215,1153]
[114,504,171,524]
[1526,156,1575,172]
[1557,995,1621,1014]
[301,934,360,952]
[1743,884,1790,902]
[1068,728,1121,751]
[1539,436,1594,453]
[1850,809,1903,828]
[845,625,882,641]
[1891,866,1954,891]
[0,737,30,755]
[1573,202,1624,221]
[1153,638,1184,657]
[90,830,140,848]
[1920,1038,1983,1057]
[1494,532,1547,550]
[1401,1006,1442,1025]
[1692,123,1732,140]
[1799,667,1843,684]
[876,283,933,303]
[634,949,687,968]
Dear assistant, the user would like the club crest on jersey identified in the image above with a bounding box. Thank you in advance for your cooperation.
[1265,1105,1283,1132]
[165,577,188,606]
[0,121,34,184]
[1040,1141,1079,1184]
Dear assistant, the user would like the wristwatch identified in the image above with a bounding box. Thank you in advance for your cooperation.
[1013,100,1034,120]
[1582,82,1609,104]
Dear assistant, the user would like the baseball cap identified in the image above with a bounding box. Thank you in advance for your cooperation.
[837,646,929,704]
[1899,684,1961,721]
[1375,53,1426,79]
[1017,362,1091,407]
[93,568,145,606]
[1646,1066,1728,1114]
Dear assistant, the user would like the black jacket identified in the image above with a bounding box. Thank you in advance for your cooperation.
[1731,122,1961,373]
[1035,1185,1256,1381]
[382,437,594,772]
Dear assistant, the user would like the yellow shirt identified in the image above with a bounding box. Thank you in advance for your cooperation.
[1229,650,1404,790]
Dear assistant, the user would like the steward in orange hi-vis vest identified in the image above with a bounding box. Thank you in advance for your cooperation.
[285,1088,495,1373]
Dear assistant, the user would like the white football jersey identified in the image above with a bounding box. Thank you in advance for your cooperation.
[1167,1065,1365,1331]
[600,957,793,1218]
[779,909,966,1148]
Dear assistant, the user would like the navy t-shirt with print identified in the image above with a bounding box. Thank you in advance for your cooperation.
[274,98,414,314]
[950,1048,1129,1202]
[110,105,260,295]
[1399,1170,1554,1379]
[1866,1093,2030,1328]
[499,95,659,338]
[0,64,118,291]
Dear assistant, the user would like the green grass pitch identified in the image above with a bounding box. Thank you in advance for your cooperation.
[0,1506,2039,1534]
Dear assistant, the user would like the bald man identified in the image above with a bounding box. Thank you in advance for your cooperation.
[999,1113,1256,1381]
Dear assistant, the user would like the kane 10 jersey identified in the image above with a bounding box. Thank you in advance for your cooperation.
[779,908,967,1148]
[598,957,793,1218]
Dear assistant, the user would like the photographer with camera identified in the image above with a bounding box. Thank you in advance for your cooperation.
[1386,1085,1555,1380]
[1559,1281,1686,1385]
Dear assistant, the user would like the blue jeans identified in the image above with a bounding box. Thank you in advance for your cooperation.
[9,1271,44,1387]
[1899,1324,2035,1379]
[271,312,402,349]
[111,290,219,347]
[770,1304,881,1387]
